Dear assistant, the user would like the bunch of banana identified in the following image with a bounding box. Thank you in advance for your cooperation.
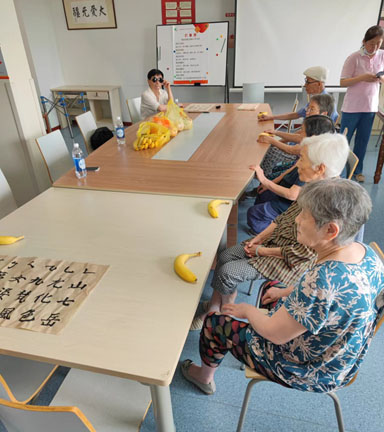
[0,235,24,245]
[133,121,171,151]
[208,200,230,218]
[174,252,202,283]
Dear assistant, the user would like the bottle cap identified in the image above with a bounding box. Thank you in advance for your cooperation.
[73,143,79,148]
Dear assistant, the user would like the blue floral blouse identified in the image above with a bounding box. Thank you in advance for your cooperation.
[246,244,384,392]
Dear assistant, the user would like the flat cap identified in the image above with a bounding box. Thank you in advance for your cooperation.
[303,66,329,82]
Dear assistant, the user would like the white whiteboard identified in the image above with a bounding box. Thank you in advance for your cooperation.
[234,0,383,87]
[157,22,229,86]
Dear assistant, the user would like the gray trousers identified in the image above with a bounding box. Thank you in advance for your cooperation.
[211,244,263,295]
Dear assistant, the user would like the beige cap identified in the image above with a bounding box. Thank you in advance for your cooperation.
[303,66,329,82]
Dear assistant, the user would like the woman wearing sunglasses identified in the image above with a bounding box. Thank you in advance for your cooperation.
[140,69,174,120]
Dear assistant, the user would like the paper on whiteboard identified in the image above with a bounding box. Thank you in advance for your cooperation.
[173,24,209,84]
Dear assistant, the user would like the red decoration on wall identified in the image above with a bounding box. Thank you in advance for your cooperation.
[161,0,196,25]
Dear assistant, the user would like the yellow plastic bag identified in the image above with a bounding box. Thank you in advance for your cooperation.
[151,113,178,137]
[133,121,170,151]
[165,100,193,131]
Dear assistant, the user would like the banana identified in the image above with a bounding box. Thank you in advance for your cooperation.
[174,252,202,283]
[208,199,230,218]
[0,236,24,245]
[258,132,273,137]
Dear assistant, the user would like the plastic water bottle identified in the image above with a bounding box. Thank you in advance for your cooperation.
[115,116,126,145]
[72,143,87,179]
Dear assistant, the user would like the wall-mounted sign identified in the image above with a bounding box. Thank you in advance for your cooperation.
[161,0,195,25]
[62,0,117,30]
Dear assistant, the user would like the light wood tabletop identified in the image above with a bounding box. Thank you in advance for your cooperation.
[0,187,232,431]
[54,103,272,200]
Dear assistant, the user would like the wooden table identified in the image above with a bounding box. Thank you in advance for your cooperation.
[54,103,271,245]
[0,188,232,431]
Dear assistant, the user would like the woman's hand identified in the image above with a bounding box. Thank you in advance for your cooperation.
[244,242,258,257]
[254,165,267,184]
[163,80,171,90]
[264,129,276,135]
[258,114,274,122]
[361,73,379,83]
[257,134,275,144]
[221,303,252,319]
[243,235,262,256]
[262,287,284,305]
[256,184,267,194]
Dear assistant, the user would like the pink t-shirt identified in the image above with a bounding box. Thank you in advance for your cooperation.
[341,48,384,113]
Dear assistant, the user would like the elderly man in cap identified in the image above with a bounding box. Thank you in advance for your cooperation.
[259,66,338,143]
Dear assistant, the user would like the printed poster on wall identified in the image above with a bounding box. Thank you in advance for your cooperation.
[161,0,195,25]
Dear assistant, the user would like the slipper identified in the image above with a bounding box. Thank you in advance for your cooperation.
[190,301,210,331]
[190,315,204,331]
[195,300,209,316]
[180,359,216,395]
[355,173,365,183]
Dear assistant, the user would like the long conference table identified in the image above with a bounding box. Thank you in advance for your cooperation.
[54,103,271,246]
[0,188,232,431]
[0,103,271,431]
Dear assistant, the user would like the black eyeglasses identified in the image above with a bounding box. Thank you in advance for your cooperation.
[151,77,164,83]
[304,79,319,85]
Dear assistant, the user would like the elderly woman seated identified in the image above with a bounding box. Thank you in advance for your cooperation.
[191,133,350,332]
[182,178,384,396]
[247,117,339,234]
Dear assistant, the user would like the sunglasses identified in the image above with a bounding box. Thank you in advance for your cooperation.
[151,77,164,83]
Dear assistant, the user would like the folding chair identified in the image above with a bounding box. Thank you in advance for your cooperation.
[237,242,384,432]
[346,150,359,179]
[35,130,73,184]
[275,95,299,134]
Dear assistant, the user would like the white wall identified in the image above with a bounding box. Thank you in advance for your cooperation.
[16,0,237,124]
[15,0,64,129]
[0,0,51,203]
[14,0,338,126]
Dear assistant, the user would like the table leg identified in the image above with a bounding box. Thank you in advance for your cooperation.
[374,132,384,184]
[150,384,176,432]
[227,202,238,247]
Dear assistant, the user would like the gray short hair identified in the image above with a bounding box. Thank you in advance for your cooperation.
[301,133,349,178]
[297,178,372,245]
[310,94,335,116]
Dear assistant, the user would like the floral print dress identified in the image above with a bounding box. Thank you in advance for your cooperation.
[246,244,384,392]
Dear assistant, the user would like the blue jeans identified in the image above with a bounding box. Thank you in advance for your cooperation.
[340,112,376,175]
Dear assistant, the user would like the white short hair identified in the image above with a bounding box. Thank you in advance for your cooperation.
[301,133,349,178]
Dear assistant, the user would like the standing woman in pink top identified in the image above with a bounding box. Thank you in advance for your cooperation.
[340,25,384,182]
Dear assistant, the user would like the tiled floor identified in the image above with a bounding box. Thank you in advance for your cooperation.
[1,131,383,432]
